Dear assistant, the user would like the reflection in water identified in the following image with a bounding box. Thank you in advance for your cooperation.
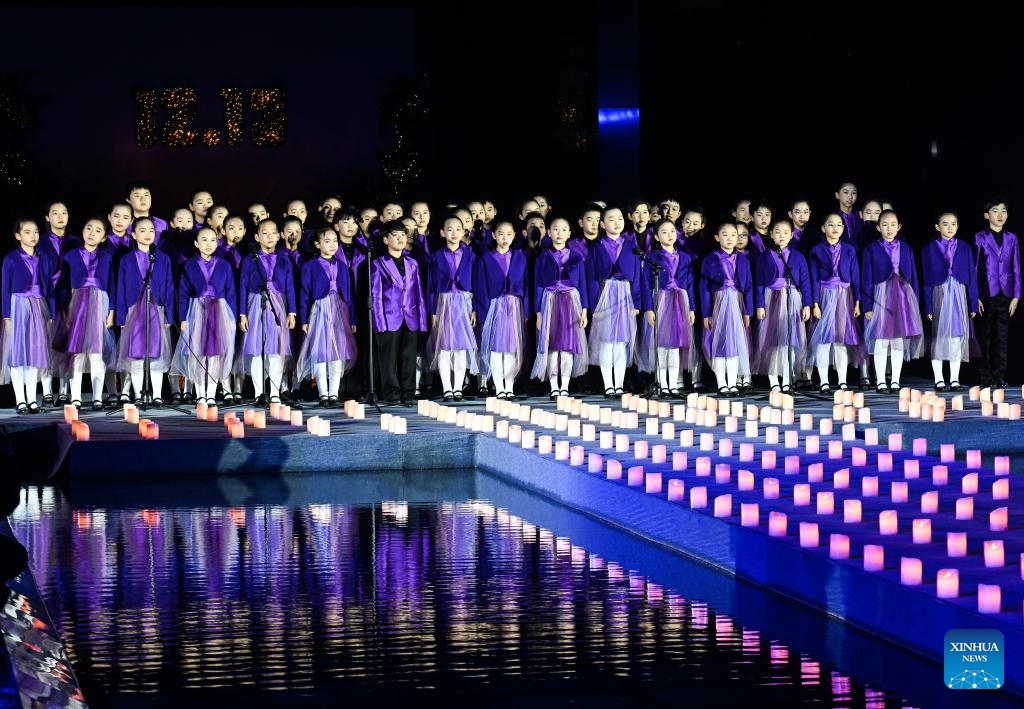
[10,486,920,706]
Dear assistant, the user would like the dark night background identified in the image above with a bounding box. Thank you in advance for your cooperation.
[2,1,1023,377]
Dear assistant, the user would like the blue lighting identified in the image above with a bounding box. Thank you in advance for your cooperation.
[598,108,640,126]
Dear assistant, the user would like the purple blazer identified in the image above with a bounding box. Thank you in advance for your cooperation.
[2,249,55,318]
[178,256,237,322]
[534,247,588,310]
[157,228,198,277]
[473,248,530,321]
[238,252,298,317]
[115,249,174,325]
[371,254,427,333]
[860,239,920,315]
[753,248,812,309]
[921,238,980,316]
[426,245,476,317]
[699,250,754,318]
[585,234,643,312]
[973,229,1022,299]
[840,211,865,249]
[746,231,768,255]
[57,247,115,311]
[337,240,368,294]
[299,257,356,326]
[216,241,245,274]
[640,248,696,313]
[38,232,82,281]
[808,241,861,305]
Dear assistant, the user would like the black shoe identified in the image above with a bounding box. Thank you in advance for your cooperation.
[319,396,330,407]
[819,384,831,393]
[70,399,81,410]
[27,402,40,414]
[442,391,454,402]
[92,400,104,411]
[949,380,962,391]
[327,396,340,407]
[478,386,490,397]
[42,395,54,407]
[453,391,464,401]
[57,394,70,406]
[255,394,269,407]
[15,403,28,415]
[153,398,164,407]
[876,383,888,394]
[859,377,872,390]
[183,392,196,404]
[890,382,901,394]
[549,391,559,400]
[171,392,183,404]
[934,381,948,392]
[995,378,1009,389]
[118,393,131,404]
[604,388,615,399]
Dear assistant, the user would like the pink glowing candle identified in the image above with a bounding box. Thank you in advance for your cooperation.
[745,420,758,438]
[912,438,928,456]
[784,456,800,475]
[961,472,978,494]
[125,407,139,425]
[615,434,630,452]
[805,435,820,455]
[978,584,1001,614]
[508,425,522,444]
[993,388,1005,403]
[667,478,686,501]
[695,457,711,476]
[609,411,621,428]
[900,557,922,585]
[715,464,731,484]
[739,503,759,527]
[567,445,585,467]
[713,494,732,518]
[936,569,959,599]
[831,468,848,489]
[951,395,964,410]
[627,466,644,487]
[784,430,799,449]
[800,413,813,430]
[932,465,948,486]
[858,407,872,424]
[793,483,811,506]
[672,451,687,470]
[991,479,1007,502]
[908,401,922,418]
[645,472,662,494]
[843,499,862,523]
[739,443,754,462]
[955,497,973,520]
[765,427,779,445]
[680,429,694,447]
[62,406,77,424]
[947,532,967,557]
[851,447,867,467]
[651,444,667,464]
[700,432,715,450]
[820,418,833,436]
[760,477,778,500]
[911,518,931,544]
[768,511,787,537]
[606,459,622,480]
[195,401,207,420]
[690,486,707,509]
[599,430,613,449]
[874,453,892,473]
[634,440,649,459]
[879,509,898,535]
[920,491,939,514]
[587,453,604,473]
[661,422,675,440]
[832,403,844,420]
[738,470,754,491]
[718,439,734,457]
[816,491,834,515]
[229,422,244,439]
[842,423,857,441]
[828,440,843,459]
[994,457,1010,479]
[799,522,819,548]
[981,400,994,416]
[891,481,908,503]
[984,540,1005,568]
[253,411,266,429]
[903,459,919,479]
[807,462,823,482]
[762,450,777,469]
[991,507,1008,532]
[864,428,879,446]
[863,544,885,571]
[862,476,879,497]
[830,534,850,559]
[73,423,90,441]
[645,417,659,436]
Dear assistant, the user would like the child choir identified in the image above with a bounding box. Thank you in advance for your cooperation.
[1,190,1018,413]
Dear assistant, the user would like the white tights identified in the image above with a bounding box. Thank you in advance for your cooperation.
[314,361,343,398]
[873,339,904,386]
[712,356,739,389]
[437,350,467,394]
[815,344,849,386]
[10,366,39,406]
[546,352,575,393]
[250,355,285,398]
[70,354,105,404]
[598,343,627,391]
[490,352,517,394]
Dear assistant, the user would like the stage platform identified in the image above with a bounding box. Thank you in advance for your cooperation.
[2,377,1023,698]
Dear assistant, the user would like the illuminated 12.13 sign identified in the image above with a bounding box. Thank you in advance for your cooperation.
[133,86,287,147]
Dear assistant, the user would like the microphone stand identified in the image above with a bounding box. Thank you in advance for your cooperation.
[363,237,382,412]
[634,248,663,398]
[779,248,796,396]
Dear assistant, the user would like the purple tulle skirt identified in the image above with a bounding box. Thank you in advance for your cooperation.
[808,284,865,367]
[701,288,751,374]
[930,278,981,362]
[51,287,116,377]
[116,302,172,371]
[479,294,525,379]
[296,291,357,382]
[169,297,237,381]
[0,294,51,383]
[426,290,479,373]
[234,291,293,374]
[587,279,637,359]
[532,288,589,379]
[864,276,924,359]
[637,287,697,373]
[753,286,807,376]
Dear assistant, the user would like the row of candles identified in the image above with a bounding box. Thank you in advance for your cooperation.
[425,392,1021,614]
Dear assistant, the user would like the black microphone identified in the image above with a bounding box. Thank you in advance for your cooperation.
[633,246,645,256]
[149,249,156,263]
[474,219,484,234]
[528,226,541,244]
